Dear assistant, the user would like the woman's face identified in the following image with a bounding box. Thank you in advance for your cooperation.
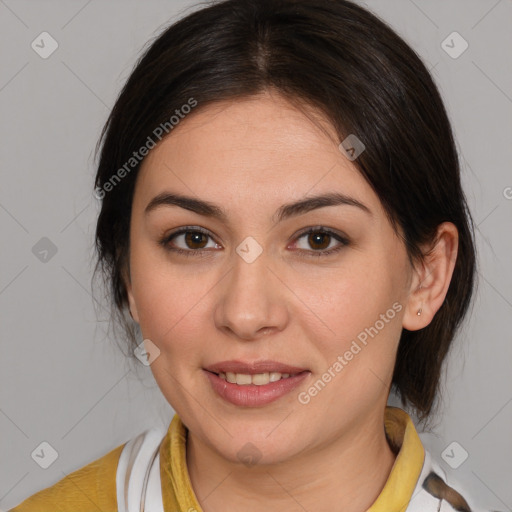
[126,91,415,465]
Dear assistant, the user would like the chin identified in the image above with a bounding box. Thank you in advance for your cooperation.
[198,417,305,464]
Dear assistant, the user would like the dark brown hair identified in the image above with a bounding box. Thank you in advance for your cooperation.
[93,0,476,422]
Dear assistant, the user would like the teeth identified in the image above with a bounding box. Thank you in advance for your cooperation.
[236,373,252,385]
[218,371,293,385]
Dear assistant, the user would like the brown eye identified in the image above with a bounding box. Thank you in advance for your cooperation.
[307,232,331,250]
[293,227,349,257]
[160,227,220,256]
[184,231,209,249]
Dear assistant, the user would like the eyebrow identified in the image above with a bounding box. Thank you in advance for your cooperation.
[144,191,372,223]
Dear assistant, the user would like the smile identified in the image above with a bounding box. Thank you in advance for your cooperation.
[204,369,310,407]
[217,371,294,385]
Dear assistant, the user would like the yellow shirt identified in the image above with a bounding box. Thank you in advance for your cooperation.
[9,406,424,512]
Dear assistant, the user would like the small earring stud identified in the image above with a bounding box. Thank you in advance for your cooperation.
[417,308,422,316]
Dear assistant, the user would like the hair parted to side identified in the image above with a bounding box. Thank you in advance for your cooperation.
[93,0,476,423]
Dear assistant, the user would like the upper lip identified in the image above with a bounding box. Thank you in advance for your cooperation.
[204,360,309,375]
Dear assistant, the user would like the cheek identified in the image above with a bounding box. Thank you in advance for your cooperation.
[129,245,215,355]
[294,253,400,345]
[289,262,404,423]
[296,252,404,389]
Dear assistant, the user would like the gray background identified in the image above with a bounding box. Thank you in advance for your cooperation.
[0,0,511,510]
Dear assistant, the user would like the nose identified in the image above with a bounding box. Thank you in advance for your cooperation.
[214,248,289,341]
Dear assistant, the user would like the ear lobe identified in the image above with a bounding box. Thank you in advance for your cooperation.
[402,222,458,331]
[123,269,140,324]
[127,286,140,324]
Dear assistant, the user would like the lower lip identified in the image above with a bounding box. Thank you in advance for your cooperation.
[204,370,310,407]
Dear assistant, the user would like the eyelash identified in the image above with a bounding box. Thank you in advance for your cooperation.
[159,225,349,259]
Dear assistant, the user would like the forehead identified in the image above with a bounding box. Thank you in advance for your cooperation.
[134,92,379,216]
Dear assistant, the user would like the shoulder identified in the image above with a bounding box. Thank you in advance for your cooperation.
[8,425,168,512]
[8,442,125,512]
[116,425,168,512]
[408,450,503,512]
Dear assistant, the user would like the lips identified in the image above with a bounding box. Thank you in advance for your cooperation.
[203,360,311,406]
[204,369,310,407]
[204,359,308,375]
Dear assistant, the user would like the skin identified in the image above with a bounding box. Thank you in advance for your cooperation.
[125,89,458,512]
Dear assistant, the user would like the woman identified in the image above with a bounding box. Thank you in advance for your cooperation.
[9,0,496,511]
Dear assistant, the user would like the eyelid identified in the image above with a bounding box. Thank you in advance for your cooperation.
[160,225,349,257]
[291,225,350,244]
[288,226,350,256]
[159,225,219,250]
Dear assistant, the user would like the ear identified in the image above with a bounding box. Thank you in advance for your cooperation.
[123,266,140,324]
[402,222,458,331]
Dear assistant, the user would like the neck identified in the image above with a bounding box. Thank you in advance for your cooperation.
[186,406,397,512]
